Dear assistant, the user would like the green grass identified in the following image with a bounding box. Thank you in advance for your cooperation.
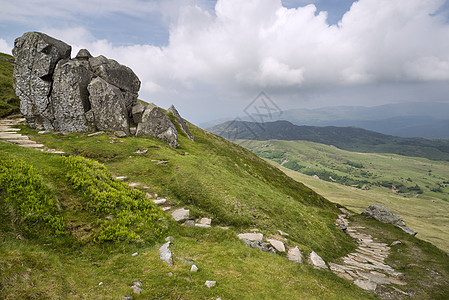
[0,53,20,117]
[239,139,449,253]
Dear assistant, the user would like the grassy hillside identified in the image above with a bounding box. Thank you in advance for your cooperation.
[0,53,20,117]
[239,139,449,253]
[208,120,449,161]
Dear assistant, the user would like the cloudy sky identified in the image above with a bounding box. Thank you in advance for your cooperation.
[1,0,449,123]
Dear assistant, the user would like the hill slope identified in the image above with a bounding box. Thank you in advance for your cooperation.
[208,120,449,161]
[0,53,20,117]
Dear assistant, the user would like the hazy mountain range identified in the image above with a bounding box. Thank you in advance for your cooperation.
[201,102,449,138]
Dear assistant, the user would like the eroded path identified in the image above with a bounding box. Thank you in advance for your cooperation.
[331,210,408,297]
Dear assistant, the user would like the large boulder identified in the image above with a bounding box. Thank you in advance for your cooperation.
[13,32,71,130]
[168,105,194,141]
[136,105,178,148]
[87,77,130,134]
[51,59,94,132]
[362,205,417,236]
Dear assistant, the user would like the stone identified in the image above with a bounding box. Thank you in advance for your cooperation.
[277,230,289,236]
[168,105,194,141]
[89,55,141,94]
[123,296,133,300]
[308,251,328,269]
[390,241,402,246]
[190,264,198,272]
[88,77,130,134]
[152,198,167,205]
[133,281,142,287]
[38,130,50,134]
[75,49,92,60]
[157,161,169,165]
[238,233,263,241]
[287,246,303,263]
[51,59,94,132]
[242,239,276,253]
[131,285,142,294]
[205,280,216,288]
[171,208,190,221]
[13,32,71,130]
[362,205,417,236]
[197,217,212,226]
[132,252,138,257]
[115,130,128,138]
[183,220,195,227]
[136,105,178,148]
[99,282,103,286]
[88,131,105,137]
[354,279,377,291]
[267,238,285,252]
[158,241,173,265]
[131,103,147,125]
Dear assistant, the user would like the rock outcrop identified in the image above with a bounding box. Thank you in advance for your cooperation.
[362,205,417,236]
[12,32,193,147]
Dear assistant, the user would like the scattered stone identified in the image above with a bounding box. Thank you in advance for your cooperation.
[162,206,171,211]
[205,280,216,288]
[127,182,140,187]
[287,246,303,263]
[123,296,133,300]
[197,217,212,226]
[390,241,402,246]
[133,281,142,287]
[132,252,138,257]
[98,282,103,286]
[195,223,211,228]
[157,160,169,165]
[177,257,194,265]
[88,131,105,137]
[115,176,127,180]
[308,251,328,269]
[267,238,285,252]
[190,265,199,272]
[165,236,173,242]
[238,233,263,241]
[354,279,377,291]
[114,130,127,138]
[171,208,190,221]
[38,130,50,134]
[183,220,195,227]
[242,239,276,253]
[168,272,173,277]
[134,149,148,154]
[131,285,142,295]
[158,242,173,265]
[153,198,167,205]
[277,230,289,236]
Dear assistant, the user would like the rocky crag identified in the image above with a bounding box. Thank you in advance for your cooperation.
[12,32,191,147]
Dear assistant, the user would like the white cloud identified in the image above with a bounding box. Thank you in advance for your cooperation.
[11,0,449,121]
[0,39,12,54]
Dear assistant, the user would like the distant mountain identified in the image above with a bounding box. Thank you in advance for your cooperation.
[201,102,449,138]
[208,120,449,161]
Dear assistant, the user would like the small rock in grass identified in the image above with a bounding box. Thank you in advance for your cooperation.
[190,264,198,272]
[197,217,212,226]
[308,251,328,269]
[123,296,133,300]
[171,208,190,221]
[115,176,127,180]
[153,198,167,205]
[38,130,51,134]
[133,281,142,287]
[267,238,285,252]
[131,285,142,294]
[238,233,263,241]
[205,280,216,288]
[287,246,303,263]
[184,220,195,227]
[165,236,173,241]
[156,161,168,165]
[158,242,173,265]
[131,252,138,257]
[134,149,148,154]
[391,240,402,246]
[277,230,289,236]
[114,130,127,138]
[168,272,173,276]
[87,131,104,137]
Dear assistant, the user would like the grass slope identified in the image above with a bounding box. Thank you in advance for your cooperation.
[0,53,20,117]
[239,139,449,253]
[1,123,376,299]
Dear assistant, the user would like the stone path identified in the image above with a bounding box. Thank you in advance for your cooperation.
[0,117,65,154]
[330,210,407,294]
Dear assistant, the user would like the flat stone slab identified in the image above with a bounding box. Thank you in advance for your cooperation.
[171,208,190,221]
[267,238,285,252]
[0,133,29,140]
[354,279,377,291]
[19,143,45,148]
[197,217,212,226]
[308,251,328,269]
[237,233,263,241]
[0,127,21,132]
[153,199,167,205]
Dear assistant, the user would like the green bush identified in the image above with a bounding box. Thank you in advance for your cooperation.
[0,155,65,234]
[62,156,166,243]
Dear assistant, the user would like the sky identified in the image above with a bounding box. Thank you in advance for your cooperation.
[1,0,449,123]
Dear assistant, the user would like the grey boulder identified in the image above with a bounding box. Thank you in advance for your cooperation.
[168,105,194,141]
[362,205,417,236]
[87,77,130,134]
[136,105,178,148]
[51,59,94,132]
[13,32,71,130]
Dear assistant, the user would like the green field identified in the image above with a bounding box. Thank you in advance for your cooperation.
[240,139,449,253]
